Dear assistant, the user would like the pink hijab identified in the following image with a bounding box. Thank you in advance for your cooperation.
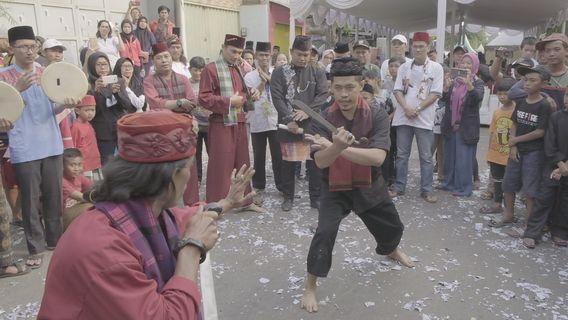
[451,52,479,126]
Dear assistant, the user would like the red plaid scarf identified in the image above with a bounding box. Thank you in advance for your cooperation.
[96,199,179,291]
[153,72,187,101]
[327,96,373,191]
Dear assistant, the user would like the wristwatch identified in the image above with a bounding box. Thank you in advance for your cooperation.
[174,237,207,263]
[176,99,183,108]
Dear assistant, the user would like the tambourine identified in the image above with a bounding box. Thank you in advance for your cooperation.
[41,62,89,104]
[0,81,25,122]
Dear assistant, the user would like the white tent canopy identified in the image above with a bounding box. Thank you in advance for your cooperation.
[292,0,568,33]
[486,32,525,47]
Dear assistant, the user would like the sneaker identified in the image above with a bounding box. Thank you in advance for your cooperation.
[421,193,438,203]
[281,198,293,211]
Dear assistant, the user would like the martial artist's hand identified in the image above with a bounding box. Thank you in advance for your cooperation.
[332,127,355,150]
[62,97,81,109]
[286,121,301,134]
[292,110,309,122]
[304,134,331,151]
[14,72,38,92]
[185,206,219,251]
[509,146,519,162]
[0,118,14,132]
[230,94,244,108]
[223,164,256,209]
[249,87,261,101]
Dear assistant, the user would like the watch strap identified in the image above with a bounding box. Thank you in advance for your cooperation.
[174,237,207,263]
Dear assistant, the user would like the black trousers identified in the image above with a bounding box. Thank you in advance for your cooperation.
[489,162,506,203]
[196,130,208,182]
[382,126,397,186]
[524,174,568,240]
[98,140,117,165]
[250,131,282,190]
[280,159,321,201]
[13,155,63,254]
[307,193,404,278]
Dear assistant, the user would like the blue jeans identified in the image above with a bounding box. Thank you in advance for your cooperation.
[394,125,434,194]
[442,131,476,196]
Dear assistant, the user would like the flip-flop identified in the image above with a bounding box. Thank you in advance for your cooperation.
[479,190,494,200]
[487,218,517,228]
[0,262,30,278]
[522,238,536,249]
[479,206,503,214]
[505,227,525,238]
[25,254,43,269]
[552,237,568,247]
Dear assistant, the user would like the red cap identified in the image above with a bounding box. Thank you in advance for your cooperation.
[77,95,96,107]
[412,32,430,44]
[117,111,196,163]
[224,34,245,49]
[152,42,169,56]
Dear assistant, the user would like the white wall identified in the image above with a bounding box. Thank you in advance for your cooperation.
[239,4,269,44]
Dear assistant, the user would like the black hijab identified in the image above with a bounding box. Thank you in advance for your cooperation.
[113,57,144,97]
[87,52,111,86]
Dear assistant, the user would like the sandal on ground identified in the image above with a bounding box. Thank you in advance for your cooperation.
[487,218,517,228]
[552,237,568,247]
[25,254,43,269]
[388,190,404,198]
[480,190,494,200]
[522,238,536,249]
[505,227,525,238]
[0,262,30,278]
[479,205,503,214]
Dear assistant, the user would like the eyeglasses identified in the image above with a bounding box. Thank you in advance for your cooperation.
[13,45,39,52]
[96,63,109,68]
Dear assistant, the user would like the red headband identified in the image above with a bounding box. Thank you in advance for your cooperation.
[117,111,196,163]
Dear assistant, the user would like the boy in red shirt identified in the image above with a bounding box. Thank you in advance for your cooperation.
[61,148,93,229]
[71,95,102,180]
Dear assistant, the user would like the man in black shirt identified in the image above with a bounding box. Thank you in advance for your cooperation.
[492,65,551,228]
[299,58,414,313]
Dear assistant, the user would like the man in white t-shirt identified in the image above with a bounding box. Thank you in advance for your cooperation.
[391,32,443,203]
[380,34,412,83]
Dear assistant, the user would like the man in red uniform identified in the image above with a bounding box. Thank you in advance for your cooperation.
[144,42,200,205]
[199,34,262,211]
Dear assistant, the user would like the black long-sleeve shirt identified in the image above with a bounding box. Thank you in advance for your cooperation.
[545,109,568,168]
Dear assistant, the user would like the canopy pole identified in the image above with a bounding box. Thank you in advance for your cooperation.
[436,0,447,64]
[289,13,296,52]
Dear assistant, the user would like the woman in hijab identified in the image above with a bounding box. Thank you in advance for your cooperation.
[134,16,156,76]
[319,49,334,69]
[119,19,144,78]
[39,111,257,319]
[440,52,484,197]
[114,57,146,112]
[87,52,135,164]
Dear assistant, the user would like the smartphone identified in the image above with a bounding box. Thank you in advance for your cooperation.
[450,68,468,78]
[102,75,118,85]
[172,27,181,37]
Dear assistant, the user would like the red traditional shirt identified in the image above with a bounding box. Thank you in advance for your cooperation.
[38,206,202,320]
[71,120,101,171]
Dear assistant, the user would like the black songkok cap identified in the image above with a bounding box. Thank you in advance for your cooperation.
[255,41,271,53]
[8,26,35,43]
[292,35,312,51]
[245,41,254,50]
[334,41,350,54]
[330,57,363,77]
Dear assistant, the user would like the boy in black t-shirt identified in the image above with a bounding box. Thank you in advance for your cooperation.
[490,65,551,228]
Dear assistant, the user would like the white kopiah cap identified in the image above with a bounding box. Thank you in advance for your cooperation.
[42,38,67,51]
[391,34,408,44]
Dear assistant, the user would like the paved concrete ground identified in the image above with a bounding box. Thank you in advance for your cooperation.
[1,128,568,320]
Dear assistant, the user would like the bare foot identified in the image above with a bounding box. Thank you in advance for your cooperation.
[239,203,266,213]
[300,288,318,313]
[388,248,415,268]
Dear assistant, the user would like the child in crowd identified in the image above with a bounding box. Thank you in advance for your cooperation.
[522,87,568,248]
[432,66,451,182]
[480,77,517,214]
[189,56,211,184]
[61,148,93,229]
[489,66,551,228]
[384,57,406,188]
[71,95,102,181]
